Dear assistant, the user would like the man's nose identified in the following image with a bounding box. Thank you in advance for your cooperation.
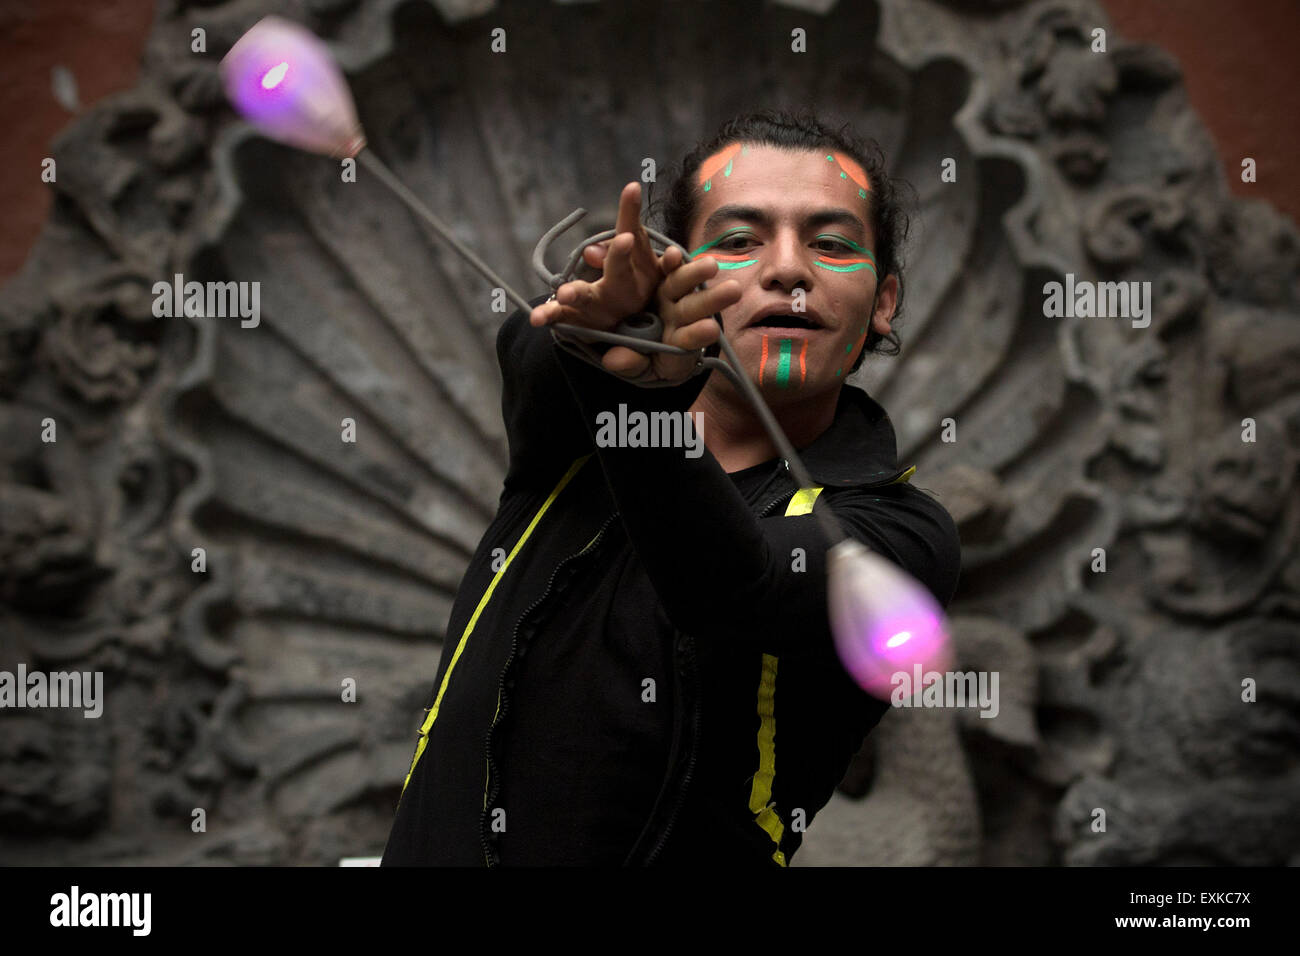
[760,231,814,293]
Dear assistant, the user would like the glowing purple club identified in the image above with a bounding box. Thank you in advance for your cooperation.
[827,540,953,699]
[219,16,366,159]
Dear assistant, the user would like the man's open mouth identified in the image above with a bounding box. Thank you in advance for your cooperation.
[747,314,821,331]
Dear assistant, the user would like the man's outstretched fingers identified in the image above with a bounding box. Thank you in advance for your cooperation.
[670,316,722,352]
[614,182,642,236]
[670,279,740,325]
[604,231,636,277]
[660,255,721,303]
[556,279,596,307]
[530,297,570,326]
[658,245,683,276]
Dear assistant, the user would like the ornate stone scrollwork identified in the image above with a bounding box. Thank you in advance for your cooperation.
[1,0,1295,865]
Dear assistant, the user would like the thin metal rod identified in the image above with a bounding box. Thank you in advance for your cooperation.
[358,149,535,315]
[712,332,848,545]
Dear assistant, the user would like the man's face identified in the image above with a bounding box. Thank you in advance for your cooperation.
[685,142,897,402]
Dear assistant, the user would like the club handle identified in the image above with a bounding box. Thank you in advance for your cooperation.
[613,311,663,343]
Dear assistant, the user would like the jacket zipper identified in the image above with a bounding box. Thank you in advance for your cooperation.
[640,468,795,865]
[480,508,621,866]
[640,630,699,865]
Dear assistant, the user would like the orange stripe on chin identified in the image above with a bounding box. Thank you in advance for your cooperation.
[759,333,768,385]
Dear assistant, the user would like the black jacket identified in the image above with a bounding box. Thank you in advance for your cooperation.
[381,294,962,866]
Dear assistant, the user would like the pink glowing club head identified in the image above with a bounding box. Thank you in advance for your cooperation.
[827,540,954,699]
[219,16,366,159]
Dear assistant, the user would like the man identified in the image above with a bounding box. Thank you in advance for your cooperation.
[381,109,961,866]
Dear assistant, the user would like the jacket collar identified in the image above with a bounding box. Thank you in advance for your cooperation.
[789,384,909,488]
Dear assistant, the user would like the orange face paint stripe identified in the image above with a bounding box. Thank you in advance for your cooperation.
[759,333,768,385]
[799,338,807,385]
[832,151,870,192]
[698,142,743,187]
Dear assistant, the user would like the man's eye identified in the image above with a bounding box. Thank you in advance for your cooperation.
[815,238,853,253]
[719,236,755,250]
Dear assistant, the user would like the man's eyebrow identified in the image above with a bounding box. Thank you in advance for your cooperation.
[700,204,866,236]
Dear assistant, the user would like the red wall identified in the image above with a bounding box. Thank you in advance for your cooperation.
[1102,0,1299,223]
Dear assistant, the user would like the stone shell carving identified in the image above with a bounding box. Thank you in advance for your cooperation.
[0,0,1296,865]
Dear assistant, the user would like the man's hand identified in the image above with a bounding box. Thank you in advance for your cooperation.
[605,245,740,385]
[529,180,741,385]
[529,181,661,332]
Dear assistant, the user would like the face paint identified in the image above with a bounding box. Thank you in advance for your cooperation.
[816,257,876,274]
[826,152,871,200]
[690,227,758,270]
[838,325,869,377]
[813,234,877,275]
[757,335,809,389]
[698,142,744,193]
[709,256,758,270]
[690,145,882,393]
[776,338,792,387]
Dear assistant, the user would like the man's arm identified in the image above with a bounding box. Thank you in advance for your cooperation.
[552,345,962,659]
[496,293,715,493]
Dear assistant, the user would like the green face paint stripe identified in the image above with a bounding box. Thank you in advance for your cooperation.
[815,234,874,257]
[776,338,792,388]
[690,227,755,257]
[815,260,877,275]
[717,259,757,269]
[724,158,733,177]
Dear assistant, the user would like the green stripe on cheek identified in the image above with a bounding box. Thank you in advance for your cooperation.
[814,260,877,274]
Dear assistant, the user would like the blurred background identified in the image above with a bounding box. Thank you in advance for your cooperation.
[1,0,1297,865]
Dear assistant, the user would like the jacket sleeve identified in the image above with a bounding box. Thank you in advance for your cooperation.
[496,293,593,493]
[551,345,962,659]
[496,294,716,493]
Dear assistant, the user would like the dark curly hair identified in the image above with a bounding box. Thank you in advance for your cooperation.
[646,107,914,369]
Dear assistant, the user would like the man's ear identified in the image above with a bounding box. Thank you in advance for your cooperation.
[871,274,898,337]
